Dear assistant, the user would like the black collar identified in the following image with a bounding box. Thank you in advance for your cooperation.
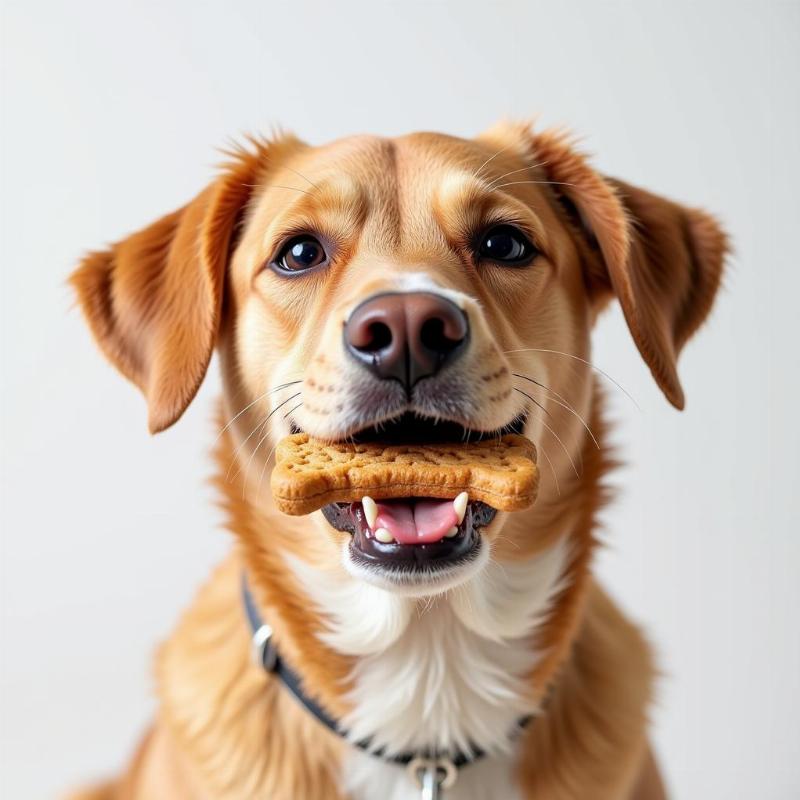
[241,575,532,771]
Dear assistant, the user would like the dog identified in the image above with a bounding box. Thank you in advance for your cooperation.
[69,121,726,799]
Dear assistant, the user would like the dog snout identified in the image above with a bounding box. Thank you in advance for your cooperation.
[344,292,469,389]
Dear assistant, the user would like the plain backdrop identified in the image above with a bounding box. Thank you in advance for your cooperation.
[1,1,798,797]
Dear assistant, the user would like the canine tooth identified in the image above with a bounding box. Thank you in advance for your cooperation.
[453,492,468,524]
[362,496,378,529]
[445,526,459,538]
[375,528,394,543]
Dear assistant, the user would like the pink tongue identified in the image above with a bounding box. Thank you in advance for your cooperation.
[373,499,459,544]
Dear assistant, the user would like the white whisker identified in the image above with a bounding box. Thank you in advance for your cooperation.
[512,374,600,450]
[230,391,301,486]
[522,398,580,479]
[254,401,303,502]
[226,416,269,482]
[215,380,301,443]
[513,386,552,420]
[485,160,549,190]
[279,165,320,191]
[538,443,561,496]
[472,142,517,182]
[504,348,640,410]
[242,182,313,196]
[491,179,575,191]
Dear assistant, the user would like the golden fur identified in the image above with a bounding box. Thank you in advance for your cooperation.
[68,121,726,799]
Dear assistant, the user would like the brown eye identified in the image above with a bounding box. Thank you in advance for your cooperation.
[274,235,327,273]
[477,225,537,266]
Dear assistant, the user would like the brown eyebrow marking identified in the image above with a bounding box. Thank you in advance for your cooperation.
[258,174,369,260]
[432,171,551,253]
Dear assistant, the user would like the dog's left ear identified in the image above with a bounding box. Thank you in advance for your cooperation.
[532,129,729,409]
[70,139,284,433]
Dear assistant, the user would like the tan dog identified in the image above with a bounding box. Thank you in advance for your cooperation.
[69,122,726,800]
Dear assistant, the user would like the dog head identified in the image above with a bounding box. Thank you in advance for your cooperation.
[71,123,726,594]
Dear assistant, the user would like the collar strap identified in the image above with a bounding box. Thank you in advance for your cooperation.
[242,575,520,769]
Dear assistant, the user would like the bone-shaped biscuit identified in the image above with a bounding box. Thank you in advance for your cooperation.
[270,433,538,515]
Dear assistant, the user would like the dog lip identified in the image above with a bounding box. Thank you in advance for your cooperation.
[351,525,482,571]
[321,499,497,572]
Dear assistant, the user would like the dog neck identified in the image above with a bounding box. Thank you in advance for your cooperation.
[280,535,571,758]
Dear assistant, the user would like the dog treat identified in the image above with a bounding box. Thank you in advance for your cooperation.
[271,433,538,515]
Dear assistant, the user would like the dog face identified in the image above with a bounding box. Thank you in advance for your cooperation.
[231,132,576,443]
[71,123,726,594]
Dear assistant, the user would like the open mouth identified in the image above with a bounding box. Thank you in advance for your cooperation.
[322,495,496,572]
[306,412,527,576]
[291,410,527,444]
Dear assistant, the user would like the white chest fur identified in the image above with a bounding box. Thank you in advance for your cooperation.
[285,537,570,800]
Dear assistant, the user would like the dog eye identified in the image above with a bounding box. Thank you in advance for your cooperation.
[274,235,328,273]
[477,225,537,266]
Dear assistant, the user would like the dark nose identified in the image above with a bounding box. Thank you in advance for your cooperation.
[344,292,469,389]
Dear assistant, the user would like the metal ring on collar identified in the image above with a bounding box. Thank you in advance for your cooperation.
[407,756,458,791]
[251,623,277,671]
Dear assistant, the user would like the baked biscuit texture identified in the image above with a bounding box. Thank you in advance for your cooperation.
[270,433,538,515]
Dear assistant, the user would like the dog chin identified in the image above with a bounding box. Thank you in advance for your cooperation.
[341,533,491,597]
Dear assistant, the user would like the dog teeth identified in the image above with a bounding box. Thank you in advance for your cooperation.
[445,526,459,538]
[453,492,468,524]
[374,527,394,543]
[362,496,378,529]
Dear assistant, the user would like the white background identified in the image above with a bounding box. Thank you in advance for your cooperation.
[1,1,798,797]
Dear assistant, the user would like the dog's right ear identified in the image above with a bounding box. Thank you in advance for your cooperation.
[529,127,728,410]
[71,136,300,433]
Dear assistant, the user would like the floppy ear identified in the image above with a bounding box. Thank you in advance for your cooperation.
[70,140,275,433]
[532,129,728,409]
